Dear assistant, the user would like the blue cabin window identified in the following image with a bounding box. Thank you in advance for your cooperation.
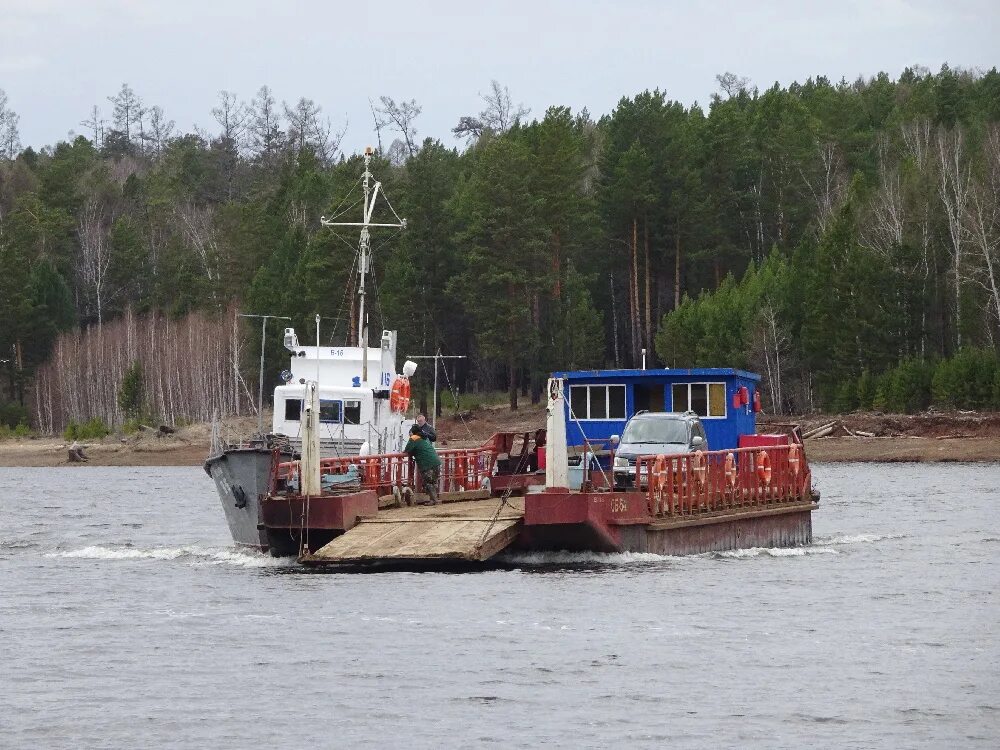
[672,382,727,418]
[570,385,626,420]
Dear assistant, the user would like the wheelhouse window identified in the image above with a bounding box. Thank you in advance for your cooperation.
[671,382,727,418]
[344,400,362,425]
[284,398,302,421]
[319,399,342,423]
[569,385,626,420]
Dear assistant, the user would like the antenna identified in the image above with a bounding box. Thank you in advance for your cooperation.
[405,350,467,427]
[320,146,406,384]
[238,312,292,435]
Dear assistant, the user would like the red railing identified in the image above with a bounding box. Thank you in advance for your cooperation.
[274,445,498,495]
[635,444,812,517]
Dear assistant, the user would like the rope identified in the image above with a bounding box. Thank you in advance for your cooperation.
[439,352,475,439]
[473,443,532,554]
[564,397,613,490]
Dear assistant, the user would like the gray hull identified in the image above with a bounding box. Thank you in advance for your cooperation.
[205,448,286,552]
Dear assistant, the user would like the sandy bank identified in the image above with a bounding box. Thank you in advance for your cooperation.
[1,408,999,467]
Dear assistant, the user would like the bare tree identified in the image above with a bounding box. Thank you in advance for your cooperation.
[965,124,1000,334]
[862,133,904,255]
[77,199,114,326]
[283,97,343,160]
[248,85,284,160]
[80,105,106,150]
[0,89,21,160]
[174,202,219,285]
[212,90,248,154]
[375,96,421,158]
[937,125,972,348]
[715,71,752,99]
[143,105,174,159]
[801,141,847,234]
[453,80,529,142]
[108,83,143,149]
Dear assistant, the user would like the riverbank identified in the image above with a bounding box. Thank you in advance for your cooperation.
[1,407,999,466]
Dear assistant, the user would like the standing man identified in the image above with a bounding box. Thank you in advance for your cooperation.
[404,424,441,505]
[415,413,437,442]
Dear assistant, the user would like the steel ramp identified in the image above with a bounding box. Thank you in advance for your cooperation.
[301,497,524,564]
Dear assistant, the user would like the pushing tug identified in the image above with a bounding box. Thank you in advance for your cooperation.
[257,369,817,565]
[205,148,417,552]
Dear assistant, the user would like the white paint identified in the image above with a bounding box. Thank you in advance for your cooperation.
[545,377,569,490]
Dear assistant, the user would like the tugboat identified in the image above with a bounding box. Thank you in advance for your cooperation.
[205,147,414,553]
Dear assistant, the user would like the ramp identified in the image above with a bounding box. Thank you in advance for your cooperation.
[302,498,524,564]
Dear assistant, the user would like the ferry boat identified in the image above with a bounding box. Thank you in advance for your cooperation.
[205,148,417,552]
[259,369,818,565]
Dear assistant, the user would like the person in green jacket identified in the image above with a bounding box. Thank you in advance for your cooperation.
[404,424,441,505]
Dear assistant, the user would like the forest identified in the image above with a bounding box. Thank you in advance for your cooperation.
[1,66,1000,434]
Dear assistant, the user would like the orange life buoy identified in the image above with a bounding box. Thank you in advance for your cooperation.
[756,450,772,485]
[389,376,411,413]
[788,443,802,477]
[724,452,738,488]
[649,454,670,514]
[691,450,707,487]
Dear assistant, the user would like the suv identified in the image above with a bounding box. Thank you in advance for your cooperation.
[611,411,708,489]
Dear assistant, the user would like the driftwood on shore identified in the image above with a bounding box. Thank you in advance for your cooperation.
[803,422,837,439]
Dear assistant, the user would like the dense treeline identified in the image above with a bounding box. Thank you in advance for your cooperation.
[1,67,999,431]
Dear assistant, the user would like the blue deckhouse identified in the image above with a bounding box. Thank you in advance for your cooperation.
[552,368,761,452]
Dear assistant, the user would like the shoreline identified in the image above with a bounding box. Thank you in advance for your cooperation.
[3,408,1000,467]
[1,434,999,467]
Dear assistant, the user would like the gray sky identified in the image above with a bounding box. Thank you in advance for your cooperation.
[1,0,997,154]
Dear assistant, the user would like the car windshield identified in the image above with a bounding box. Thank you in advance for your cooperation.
[621,418,688,444]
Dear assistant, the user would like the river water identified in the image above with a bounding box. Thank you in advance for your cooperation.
[1,463,997,749]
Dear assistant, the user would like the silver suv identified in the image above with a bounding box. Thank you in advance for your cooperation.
[611,411,708,489]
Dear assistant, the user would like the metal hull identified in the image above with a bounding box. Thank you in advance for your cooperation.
[205,448,284,553]
[520,489,816,556]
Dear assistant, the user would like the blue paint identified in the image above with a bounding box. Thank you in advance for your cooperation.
[552,368,761,451]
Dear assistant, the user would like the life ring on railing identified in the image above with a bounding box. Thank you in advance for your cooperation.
[649,454,669,514]
[691,450,707,487]
[389,376,411,413]
[724,452,738,489]
[756,450,772,485]
[788,444,802,477]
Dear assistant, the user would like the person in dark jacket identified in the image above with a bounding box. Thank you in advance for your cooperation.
[415,413,437,442]
[404,424,441,505]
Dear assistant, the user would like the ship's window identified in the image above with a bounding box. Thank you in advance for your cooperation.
[569,385,626,420]
[672,384,688,412]
[284,398,302,421]
[344,400,362,425]
[690,384,708,415]
[319,399,342,423]
[671,382,727,419]
[708,383,726,416]
[609,386,626,418]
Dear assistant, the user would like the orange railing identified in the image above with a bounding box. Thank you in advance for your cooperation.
[636,444,812,517]
[275,445,498,495]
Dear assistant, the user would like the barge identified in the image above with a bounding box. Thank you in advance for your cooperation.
[270,376,817,567]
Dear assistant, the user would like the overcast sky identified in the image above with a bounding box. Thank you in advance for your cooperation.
[1,0,997,155]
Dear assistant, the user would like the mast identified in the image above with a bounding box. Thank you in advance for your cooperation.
[320,147,406,383]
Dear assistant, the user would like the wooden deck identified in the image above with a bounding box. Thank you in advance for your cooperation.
[302,497,525,564]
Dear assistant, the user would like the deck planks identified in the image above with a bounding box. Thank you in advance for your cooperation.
[306,497,525,563]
